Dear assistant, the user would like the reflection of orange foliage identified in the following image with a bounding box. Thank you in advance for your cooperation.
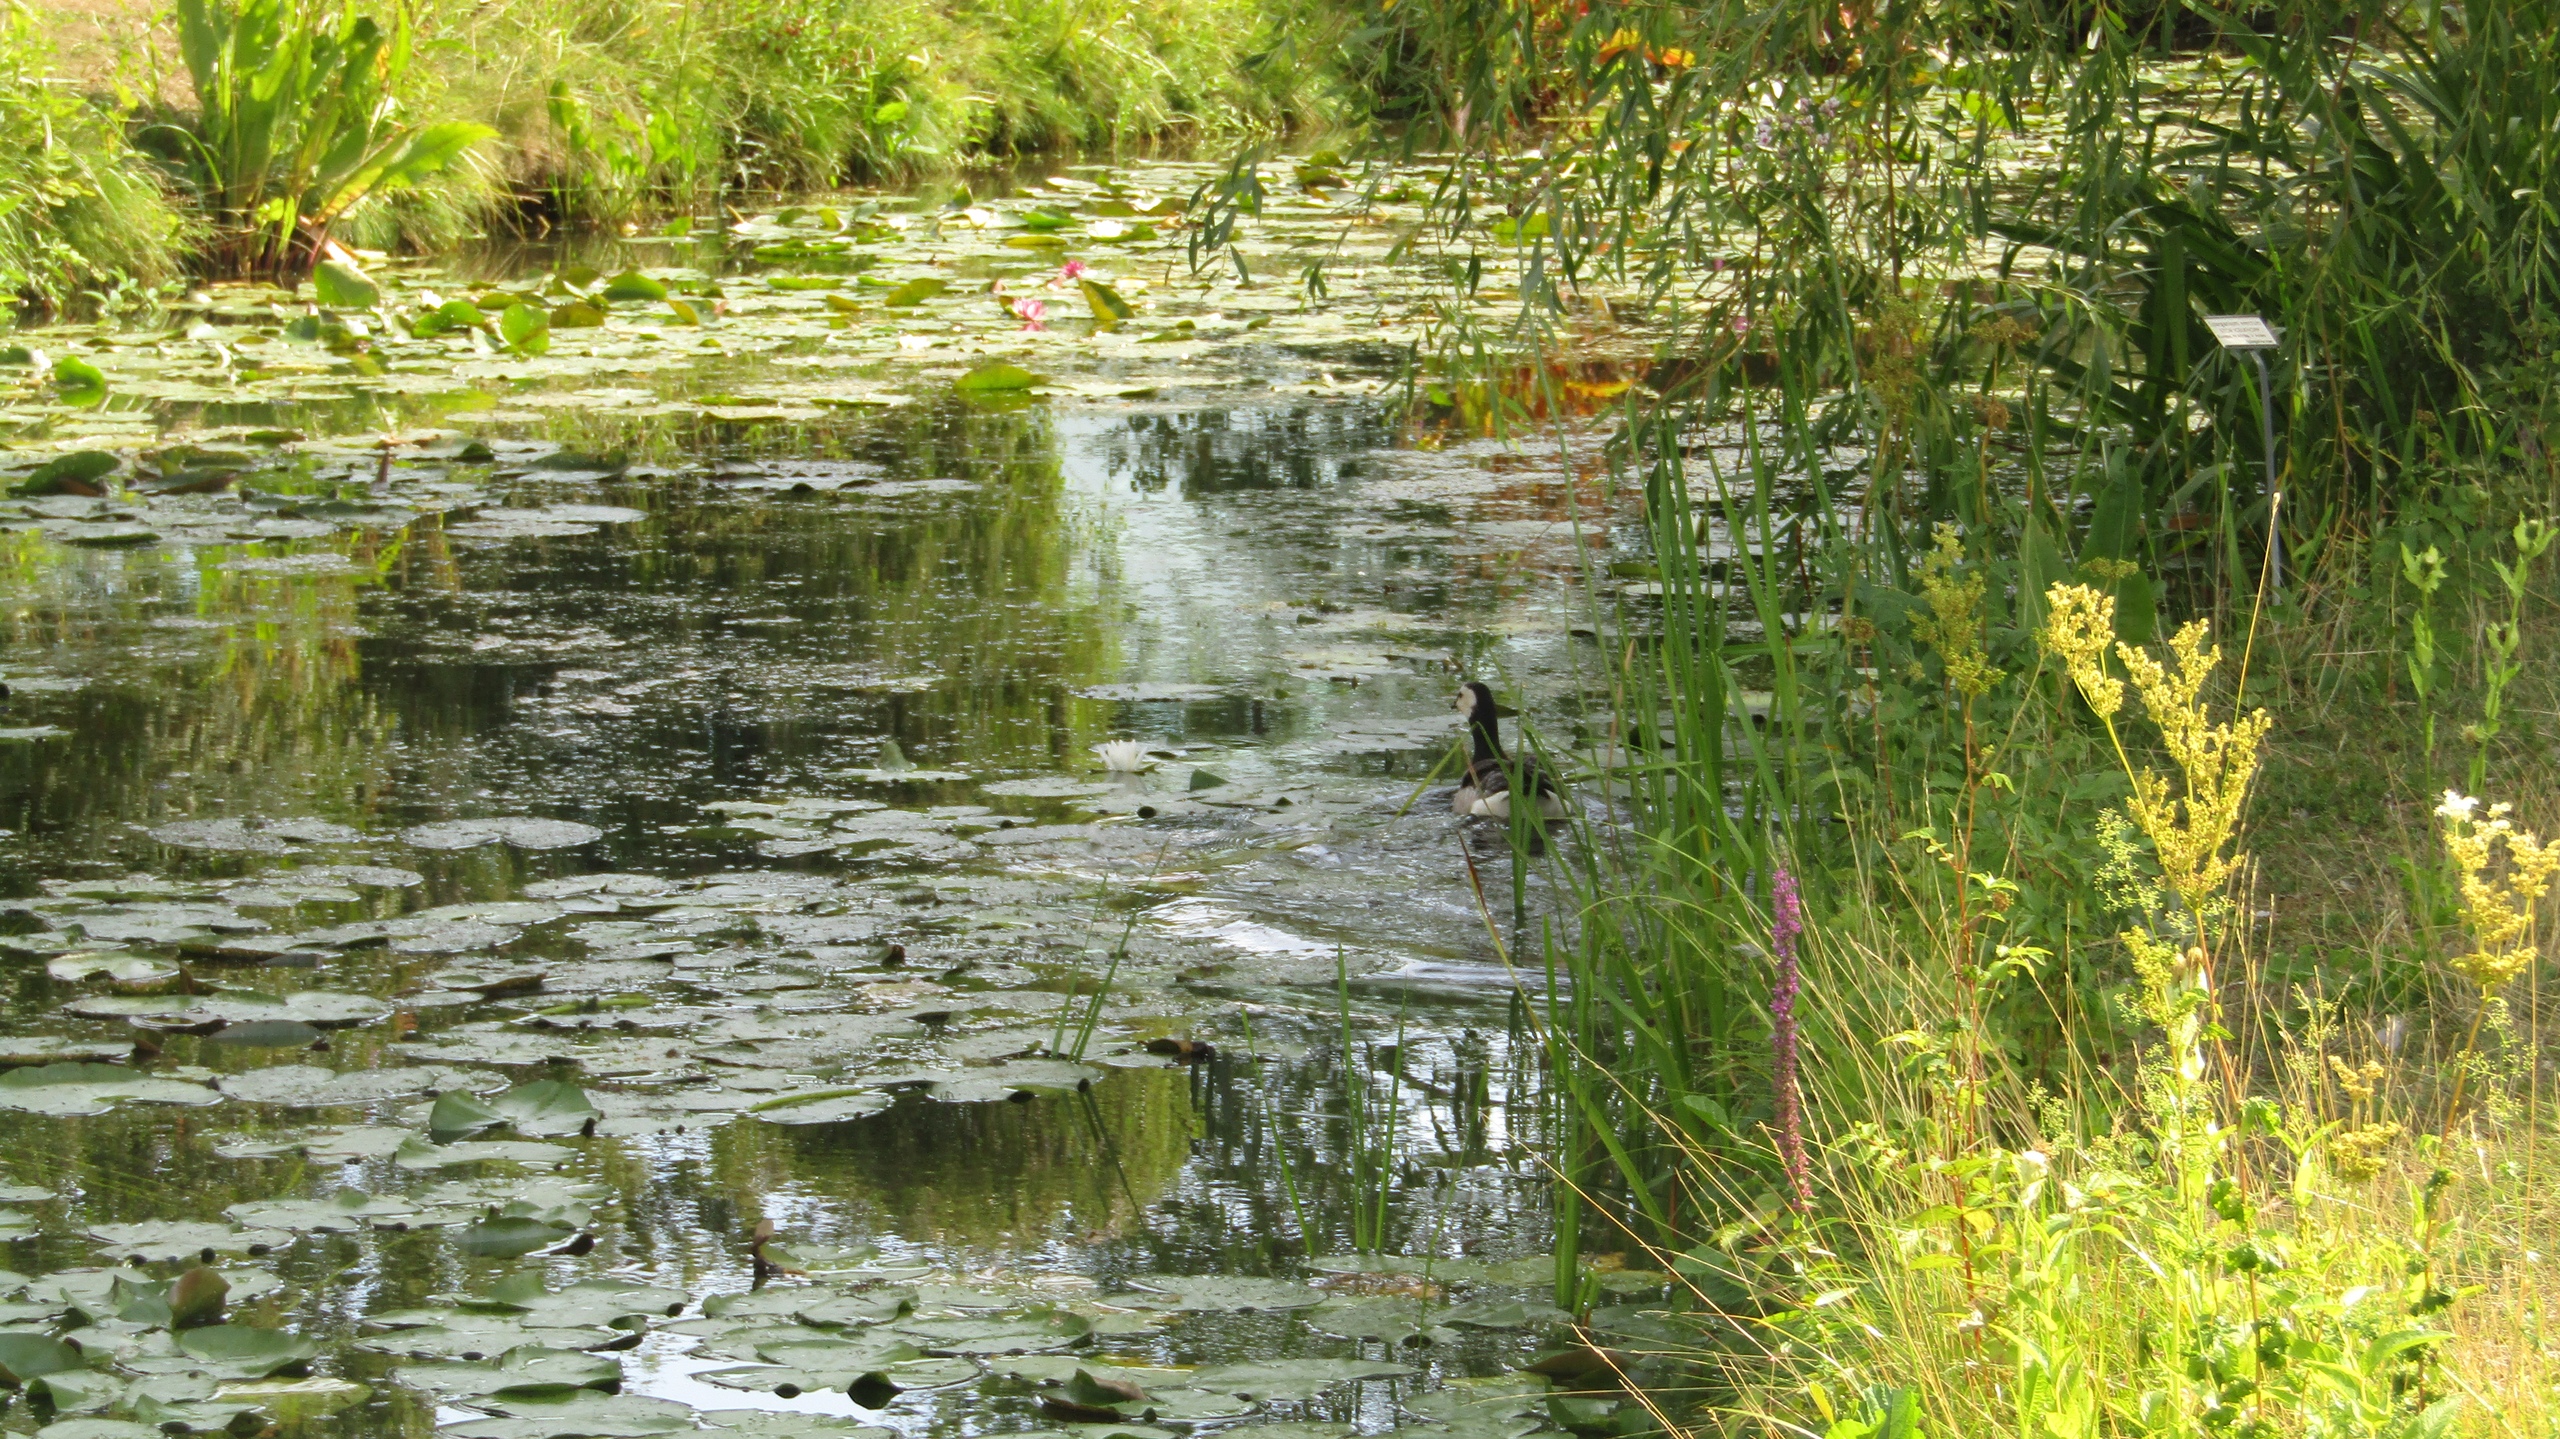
[1409,358,1641,439]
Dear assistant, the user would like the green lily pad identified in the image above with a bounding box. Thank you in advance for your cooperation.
[0,1332,86,1383]
[893,1306,1090,1356]
[173,1325,319,1380]
[394,1345,623,1398]
[882,278,949,306]
[956,362,1041,393]
[1123,1276,1324,1312]
[13,449,118,496]
[501,303,552,356]
[0,1062,216,1116]
[457,1215,577,1257]
[600,271,669,303]
[313,260,381,309]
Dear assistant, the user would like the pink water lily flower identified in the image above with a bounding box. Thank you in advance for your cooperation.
[1011,296,1049,330]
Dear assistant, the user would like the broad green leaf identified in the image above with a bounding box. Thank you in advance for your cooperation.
[428,1088,505,1141]
[174,1325,319,1379]
[0,1332,84,1382]
[500,303,551,355]
[883,277,949,306]
[955,363,1040,393]
[1080,279,1135,324]
[487,1079,599,1136]
[13,449,120,496]
[550,301,608,328]
[312,260,380,309]
[457,1216,576,1257]
[50,355,106,403]
[601,271,668,303]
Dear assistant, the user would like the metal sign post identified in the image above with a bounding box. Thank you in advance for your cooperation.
[2204,314,2283,595]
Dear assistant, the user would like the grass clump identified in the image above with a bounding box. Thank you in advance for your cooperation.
[0,8,185,311]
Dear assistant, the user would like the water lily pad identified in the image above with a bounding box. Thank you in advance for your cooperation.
[173,1325,319,1379]
[403,818,604,851]
[89,1220,290,1261]
[218,1065,435,1106]
[394,1345,622,1398]
[226,1187,419,1233]
[0,1062,217,1116]
[893,1306,1091,1355]
[0,1332,86,1382]
[47,952,182,986]
[747,1088,890,1125]
[1122,1276,1324,1312]
[1183,1359,1418,1400]
[441,1391,696,1439]
[458,1216,577,1257]
[956,362,1041,392]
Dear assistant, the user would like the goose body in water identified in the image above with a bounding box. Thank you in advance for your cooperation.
[1450,682,1566,820]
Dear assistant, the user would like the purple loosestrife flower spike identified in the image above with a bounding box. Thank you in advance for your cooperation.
[1769,865,1810,1211]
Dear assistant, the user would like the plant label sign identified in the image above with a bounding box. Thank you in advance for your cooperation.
[2204,314,2280,349]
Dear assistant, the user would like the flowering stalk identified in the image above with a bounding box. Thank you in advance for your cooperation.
[1770,864,1809,1211]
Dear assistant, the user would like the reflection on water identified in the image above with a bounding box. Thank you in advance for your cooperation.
[0,282,1668,1434]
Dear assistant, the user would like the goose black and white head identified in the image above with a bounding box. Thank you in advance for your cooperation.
[1450,682,1566,821]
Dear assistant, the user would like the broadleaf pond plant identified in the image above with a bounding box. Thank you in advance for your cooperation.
[164,0,492,277]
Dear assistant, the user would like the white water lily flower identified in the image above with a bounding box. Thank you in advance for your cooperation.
[1093,740,1156,773]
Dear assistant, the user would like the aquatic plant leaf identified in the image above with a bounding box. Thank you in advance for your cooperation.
[0,1062,216,1116]
[748,1088,890,1124]
[411,299,487,337]
[90,1220,290,1261]
[393,1346,623,1398]
[13,450,119,496]
[0,1332,85,1383]
[428,1089,506,1140]
[956,363,1040,392]
[1183,1359,1417,1399]
[550,302,607,328]
[312,261,381,309]
[1080,279,1135,324]
[893,1306,1090,1355]
[225,1186,416,1233]
[219,1066,435,1107]
[458,1216,577,1257]
[487,1080,601,1136]
[392,1135,575,1170]
[403,818,604,851]
[600,272,669,303]
[46,952,180,985]
[438,1390,695,1439]
[32,1418,160,1439]
[173,1325,318,1379]
[882,278,948,306]
[208,1018,323,1047]
[501,304,552,356]
[48,356,105,404]
[1124,1276,1324,1312]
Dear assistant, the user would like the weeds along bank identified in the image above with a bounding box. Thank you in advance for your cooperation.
[0,0,1345,300]
[332,0,1341,246]
[1325,0,2560,1432]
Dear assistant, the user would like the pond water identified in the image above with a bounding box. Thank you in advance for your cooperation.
[0,159,1684,1439]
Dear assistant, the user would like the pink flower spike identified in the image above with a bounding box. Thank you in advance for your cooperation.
[1011,297,1049,331]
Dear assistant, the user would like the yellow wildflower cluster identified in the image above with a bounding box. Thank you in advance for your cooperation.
[2119,621,2272,921]
[2435,791,2560,992]
[2326,1121,2404,1183]
[2326,1053,2386,1104]
[1911,525,2002,699]
[2039,586,2270,933]
[2039,582,2124,718]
